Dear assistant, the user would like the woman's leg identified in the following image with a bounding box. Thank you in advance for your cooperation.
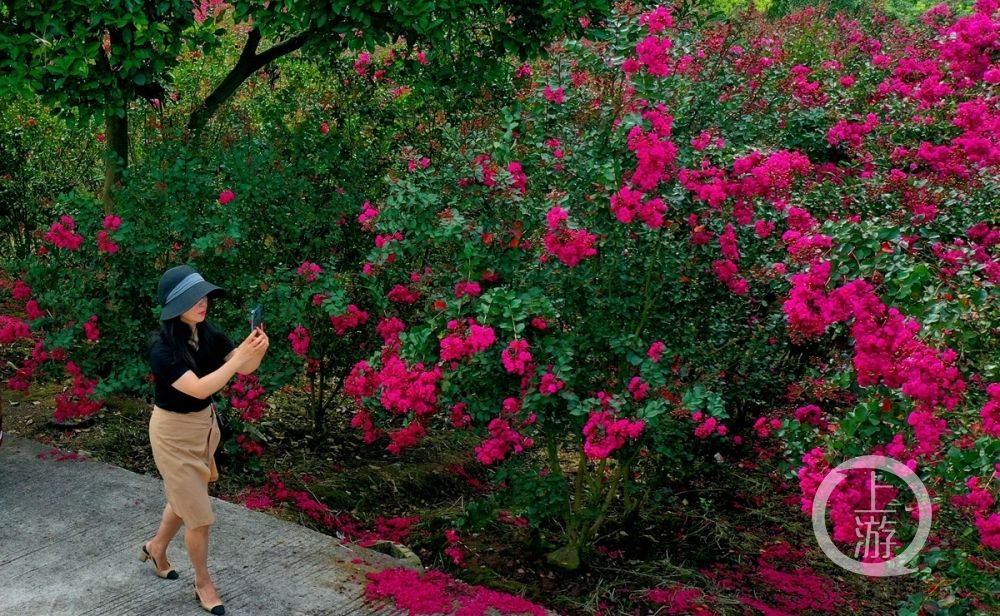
[147,502,183,570]
[186,524,222,605]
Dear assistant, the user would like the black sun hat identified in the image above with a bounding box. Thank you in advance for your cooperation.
[157,265,226,321]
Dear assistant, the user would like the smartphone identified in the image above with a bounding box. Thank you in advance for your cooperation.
[249,304,263,332]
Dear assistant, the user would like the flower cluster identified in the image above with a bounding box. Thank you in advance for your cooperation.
[543,85,565,104]
[386,284,421,304]
[628,376,649,401]
[11,280,31,301]
[43,215,84,251]
[6,341,62,392]
[453,280,481,299]
[475,417,534,465]
[387,420,428,455]
[374,355,442,418]
[793,404,827,429]
[505,161,527,194]
[375,231,404,248]
[450,402,471,428]
[296,261,322,282]
[827,113,880,149]
[539,369,565,395]
[951,475,1000,551]
[635,35,673,77]
[979,383,1000,437]
[406,157,430,172]
[376,316,406,346]
[640,5,673,33]
[610,186,667,229]
[691,410,727,439]
[439,320,496,362]
[97,215,122,254]
[712,258,749,295]
[542,206,598,267]
[582,411,645,459]
[0,315,31,344]
[53,361,103,423]
[288,326,310,356]
[443,529,466,568]
[626,107,678,192]
[193,0,229,24]
[82,316,100,342]
[753,416,783,438]
[798,448,900,551]
[647,341,666,362]
[358,200,379,227]
[235,433,264,457]
[227,373,267,423]
[500,339,532,375]
[354,51,371,77]
[330,304,369,335]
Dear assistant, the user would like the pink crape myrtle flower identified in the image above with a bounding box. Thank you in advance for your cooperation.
[542,206,598,267]
[980,383,1000,437]
[288,326,310,356]
[440,321,496,362]
[43,216,84,251]
[330,304,369,335]
[83,316,100,342]
[636,35,673,77]
[501,339,533,375]
[543,85,565,104]
[358,201,379,226]
[476,417,534,464]
[539,370,565,395]
[582,410,645,459]
[640,5,673,34]
[454,280,482,299]
[296,261,322,282]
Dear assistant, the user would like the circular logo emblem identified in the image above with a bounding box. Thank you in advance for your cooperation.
[811,455,933,577]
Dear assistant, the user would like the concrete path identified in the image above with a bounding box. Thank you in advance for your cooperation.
[0,436,411,616]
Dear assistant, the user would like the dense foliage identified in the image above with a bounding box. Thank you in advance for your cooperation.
[2,1,998,613]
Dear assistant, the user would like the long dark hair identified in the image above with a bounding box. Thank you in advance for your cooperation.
[151,318,225,371]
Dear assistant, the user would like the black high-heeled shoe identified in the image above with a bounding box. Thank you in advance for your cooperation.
[139,543,178,580]
[194,582,225,615]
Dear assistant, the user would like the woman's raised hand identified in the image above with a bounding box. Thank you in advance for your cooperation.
[233,329,269,368]
[251,328,269,357]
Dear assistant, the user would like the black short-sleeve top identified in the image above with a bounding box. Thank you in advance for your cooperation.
[149,324,236,413]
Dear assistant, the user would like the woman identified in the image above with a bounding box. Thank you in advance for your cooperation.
[141,264,269,615]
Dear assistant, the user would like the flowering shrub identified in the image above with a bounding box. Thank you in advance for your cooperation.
[334,1,998,606]
[0,36,414,431]
[2,1,998,610]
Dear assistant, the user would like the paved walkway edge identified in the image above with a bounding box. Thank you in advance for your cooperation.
[0,435,411,616]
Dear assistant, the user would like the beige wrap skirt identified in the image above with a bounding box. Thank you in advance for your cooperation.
[149,404,221,528]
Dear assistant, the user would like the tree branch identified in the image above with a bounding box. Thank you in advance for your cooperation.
[187,28,311,135]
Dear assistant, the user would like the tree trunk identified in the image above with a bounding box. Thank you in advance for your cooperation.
[314,359,327,444]
[187,28,311,136]
[101,110,129,213]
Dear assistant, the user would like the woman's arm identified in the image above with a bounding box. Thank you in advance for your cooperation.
[172,330,267,397]
[170,356,246,400]
[229,351,263,375]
